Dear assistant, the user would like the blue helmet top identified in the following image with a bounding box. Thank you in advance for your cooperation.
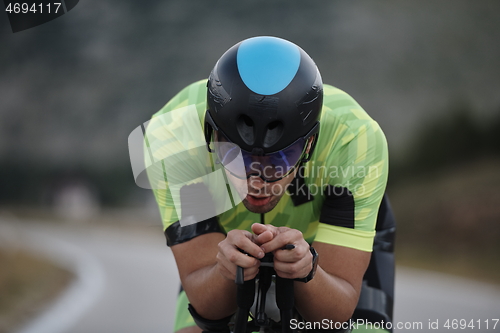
[206,36,323,154]
[237,37,301,95]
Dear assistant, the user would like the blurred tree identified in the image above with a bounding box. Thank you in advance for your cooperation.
[400,101,500,176]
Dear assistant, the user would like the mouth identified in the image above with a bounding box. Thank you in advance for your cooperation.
[245,194,272,207]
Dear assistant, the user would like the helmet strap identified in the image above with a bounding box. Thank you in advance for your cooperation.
[204,110,219,153]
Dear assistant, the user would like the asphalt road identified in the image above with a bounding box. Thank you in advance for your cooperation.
[1,218,499,333]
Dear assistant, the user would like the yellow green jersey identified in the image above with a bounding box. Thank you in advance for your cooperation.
[147,79,388,252]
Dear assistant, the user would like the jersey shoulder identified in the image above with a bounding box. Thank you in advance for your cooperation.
[316,84,387,159]
[310,84,389,251]
[321,84,379,130]
[154,79,207,118]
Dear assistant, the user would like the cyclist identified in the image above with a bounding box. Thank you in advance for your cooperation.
[146,36,395,333]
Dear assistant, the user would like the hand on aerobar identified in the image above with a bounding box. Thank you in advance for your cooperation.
[216,223,313,281]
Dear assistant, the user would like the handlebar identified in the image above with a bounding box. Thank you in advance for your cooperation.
[233,250,295,333]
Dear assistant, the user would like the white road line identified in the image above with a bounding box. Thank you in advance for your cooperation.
[2,218,499,333]
[0,220,105,333]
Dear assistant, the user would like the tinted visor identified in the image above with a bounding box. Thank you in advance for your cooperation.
[214,131,306,182]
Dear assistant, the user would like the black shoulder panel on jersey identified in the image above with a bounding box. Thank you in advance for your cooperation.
[165,217,226,246]
[165,182,226,246]
[319,185,355,229]
[287,171,314,206]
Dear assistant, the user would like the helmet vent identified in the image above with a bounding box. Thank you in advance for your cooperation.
[236,115,255,145]
[263,121,284,148]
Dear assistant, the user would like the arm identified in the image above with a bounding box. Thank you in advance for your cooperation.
[170,228,271,320]
[255,224,370,323]
[294,241,370,322]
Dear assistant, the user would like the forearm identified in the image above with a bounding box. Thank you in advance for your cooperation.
[254,226,368,323]
[294,266,359,323]
[182,262,238,320]
[172,230,263,321]
[171,232,239,320]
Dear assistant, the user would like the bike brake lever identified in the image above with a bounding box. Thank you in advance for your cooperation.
[235,248,251,285]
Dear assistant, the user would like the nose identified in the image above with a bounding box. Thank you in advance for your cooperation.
[247,176,266,192]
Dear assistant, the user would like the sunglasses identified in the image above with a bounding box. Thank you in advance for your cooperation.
[205,112,318,182]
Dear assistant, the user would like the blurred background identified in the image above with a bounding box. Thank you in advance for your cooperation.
[1,0,499,332]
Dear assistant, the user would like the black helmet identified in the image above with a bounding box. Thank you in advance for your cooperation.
[205,36,323,157]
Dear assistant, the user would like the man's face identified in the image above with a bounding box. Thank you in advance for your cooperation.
[219,136,313,214]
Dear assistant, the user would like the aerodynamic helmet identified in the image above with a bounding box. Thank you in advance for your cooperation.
[204,36,323,181]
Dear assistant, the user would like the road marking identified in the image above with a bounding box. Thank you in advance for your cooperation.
[0,220,105,333]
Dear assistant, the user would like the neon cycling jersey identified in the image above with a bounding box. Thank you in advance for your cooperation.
[146,79,389,332]
[146,79,388,253]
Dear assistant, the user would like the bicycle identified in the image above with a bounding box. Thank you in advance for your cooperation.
[189,195,396,333]
[233,251,296,333]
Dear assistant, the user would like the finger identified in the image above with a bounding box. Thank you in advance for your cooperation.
[226,230,264,259]
[260,229,303,253]
[244,265,260,281]
[251,223,269,235]
[253,230,274,246]
[273,256,311,279]
[216,251,260,279]
[250,224,276,247]
[252,224,289,248]
[218,262,260,281]
[251,223,282,237]
[273,243,309,263]
[218,240,261,268]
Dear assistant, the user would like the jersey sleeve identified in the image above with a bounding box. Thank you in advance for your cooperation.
[312,85,389,252]
[145,80,228,245]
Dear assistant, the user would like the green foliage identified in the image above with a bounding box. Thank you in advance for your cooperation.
[390,103,500,183]
[387,103,500,283]
[0,161,137,206]
[388,157,500,283]
[413,105,481,168]
[2,1,500,208]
